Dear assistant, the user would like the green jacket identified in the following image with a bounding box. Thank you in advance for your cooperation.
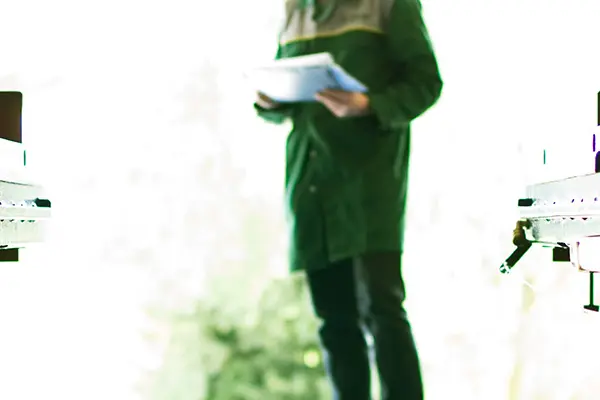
[255,0,442,273]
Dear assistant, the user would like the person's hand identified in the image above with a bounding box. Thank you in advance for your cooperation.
[256,92,281,110]
[315,89,371,118]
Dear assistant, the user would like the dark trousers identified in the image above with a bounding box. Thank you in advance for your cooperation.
[306,251,423,400]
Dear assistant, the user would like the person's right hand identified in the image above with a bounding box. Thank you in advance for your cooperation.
[256,92,280,110]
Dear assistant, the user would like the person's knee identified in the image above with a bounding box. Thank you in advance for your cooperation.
[360,286,407,322]
[318,314,364,342]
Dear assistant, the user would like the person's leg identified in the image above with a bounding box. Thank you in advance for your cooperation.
[354,251,423,400]
[306,259,371,400]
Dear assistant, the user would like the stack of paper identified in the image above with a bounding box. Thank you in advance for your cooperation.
[245,53,367,103]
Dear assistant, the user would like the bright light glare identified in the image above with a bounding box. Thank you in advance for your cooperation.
[1,0,600,399]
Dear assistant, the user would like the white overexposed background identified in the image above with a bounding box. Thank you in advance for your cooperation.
[1,0,600,399]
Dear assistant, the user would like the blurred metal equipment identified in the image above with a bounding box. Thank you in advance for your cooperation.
[500,90,600,311]
[0,92,51,262]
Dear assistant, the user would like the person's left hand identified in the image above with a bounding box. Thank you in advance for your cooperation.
[315,89,371,118]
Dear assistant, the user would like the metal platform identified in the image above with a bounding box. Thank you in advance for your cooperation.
[519,173,600,244]
[0,194,51,250]
[0,143,51,250]
[0,91,52,260]
[499,90,600,311]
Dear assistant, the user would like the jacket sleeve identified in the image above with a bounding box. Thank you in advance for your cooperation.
[254,46,296,125]
[368,0,443,130]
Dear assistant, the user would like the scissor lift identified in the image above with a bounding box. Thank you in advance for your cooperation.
[501,91,600,311]
[0,91,51,261]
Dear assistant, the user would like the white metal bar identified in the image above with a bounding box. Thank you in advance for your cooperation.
[0,205,51,220]
[518,173,600,243]
[0,219,48,247]
[0,180,43,201]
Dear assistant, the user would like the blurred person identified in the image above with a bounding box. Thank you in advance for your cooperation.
[254,0,442,399]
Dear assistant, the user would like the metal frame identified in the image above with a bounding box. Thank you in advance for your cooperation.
[500,90,600,311]
[520,173,600,244]
[0,92,51,261]
[0,196,51,249]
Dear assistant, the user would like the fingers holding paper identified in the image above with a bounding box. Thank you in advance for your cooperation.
[315,90,371,118]
[257,89,370,116]
[256,92,280,110]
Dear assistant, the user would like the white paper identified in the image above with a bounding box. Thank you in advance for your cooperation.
[245,52,367,103]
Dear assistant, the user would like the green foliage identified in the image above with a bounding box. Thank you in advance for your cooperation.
[201,276,329,400]
[141,276,329,400]
[140,199,329,400]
